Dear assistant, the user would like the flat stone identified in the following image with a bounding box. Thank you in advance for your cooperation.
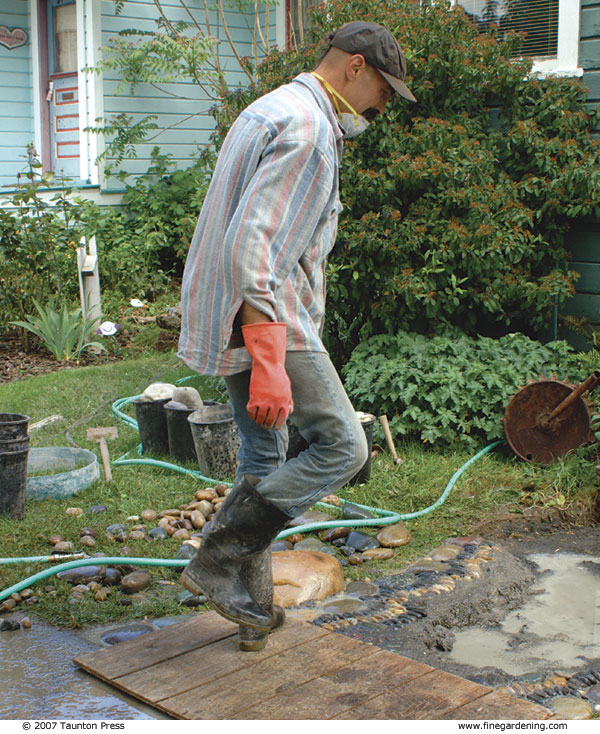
[342,503,375,520]
[57,565,104,584]
[407,560,447,573]
[273,551,344,607]
[585,684,600,707]
[294,538,327,552]
[0,619,20,632]
[320,527,350,542]
[120,571,152,595]
[345,581,379,597]
[148,527,169,540]
[88,504,107,513]
[53,541,74,553]
[103,568,122,586]
[345,531,380,551]
[287,511,335,528]
[377,522,411,548]
[444,536,485,547]
[427,545,462,562]
[548,697,593,720]
[362,548,394,561]
[176,590,207,607]
[271,540,293,552]
[322,597,365,615]
[176,545,196,560]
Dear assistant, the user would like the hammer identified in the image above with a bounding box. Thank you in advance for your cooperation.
[87,427,118,482]
[379,415,402,465]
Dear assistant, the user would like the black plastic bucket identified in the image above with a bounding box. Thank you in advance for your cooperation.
[349,413,376,485]
[133,398,170,456]
[165,402,198,464]
[188,403,240,480]
[0,413,30,440]
[0,448,29,519]
[0,435,30,454]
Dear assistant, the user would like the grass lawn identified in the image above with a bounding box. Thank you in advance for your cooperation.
[0,352,596,628]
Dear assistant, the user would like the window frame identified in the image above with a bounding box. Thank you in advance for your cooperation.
[453,0,583,77]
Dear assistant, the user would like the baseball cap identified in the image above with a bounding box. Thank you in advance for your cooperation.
[328,21,416,102]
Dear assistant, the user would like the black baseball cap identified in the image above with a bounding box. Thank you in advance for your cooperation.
[328,21,416,102]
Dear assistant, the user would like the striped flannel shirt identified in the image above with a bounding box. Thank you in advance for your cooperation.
[177,72,344,376]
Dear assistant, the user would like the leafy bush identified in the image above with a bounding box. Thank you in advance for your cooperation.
[342,331,587,450]
[212,0,600,363]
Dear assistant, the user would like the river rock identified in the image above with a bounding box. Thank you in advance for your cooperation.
[362,548,394,561]
[121,571,152,595]
[195,488,218,502]
[322,597,365,615]
[176,544,196,560]
[103,568,122,586]
[140,509,158,523]
[88,504,107,513]
[345,580,379,597]
[271,540,293,552]
[101,624,152,646]
[294,537,327,552]
[149,527,169,540]
[444,536,485,547]
[272,551,344,607]
[48,535,63,546]
[80,535,97,548]
[377,522,411,547]
[65,507,83,517]
[342,503,375,520]
[408,560,448,573]
[427,545,462,562]
[320,527,350,542]
[57,565,103,584]
[172,386,204,409]
[346,531,380,552]
[128,530,146,541]
[53,541,74,553]
[197,500,214,518]
[0,619,20,632]
[548,697,593,719]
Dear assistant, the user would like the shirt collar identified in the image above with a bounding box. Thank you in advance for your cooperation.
[293,72,344,143]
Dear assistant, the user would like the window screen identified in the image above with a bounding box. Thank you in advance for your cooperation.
[457,0,559,59]
[54,2,78,74]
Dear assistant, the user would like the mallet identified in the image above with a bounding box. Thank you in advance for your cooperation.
[87,427,118,482]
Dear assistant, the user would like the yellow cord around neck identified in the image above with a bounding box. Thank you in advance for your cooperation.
[311,72,359,124]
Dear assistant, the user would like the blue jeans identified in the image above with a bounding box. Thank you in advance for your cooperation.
[224,350,368,517]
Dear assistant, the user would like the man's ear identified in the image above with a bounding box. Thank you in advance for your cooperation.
[346,53,366,81]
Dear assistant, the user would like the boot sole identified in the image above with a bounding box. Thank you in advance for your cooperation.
[180,570,272,631]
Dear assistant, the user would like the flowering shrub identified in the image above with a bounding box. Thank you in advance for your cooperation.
[213,0,600,363]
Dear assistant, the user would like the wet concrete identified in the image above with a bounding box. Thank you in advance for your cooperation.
[0,617,171,720]
[449,552,600,676]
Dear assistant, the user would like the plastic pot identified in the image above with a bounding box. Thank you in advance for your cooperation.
[0,413,30,440]
[0,448,29,519]
[188,403,241,480]
[133,398,170,456]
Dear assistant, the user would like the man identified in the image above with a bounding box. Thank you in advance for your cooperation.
[178,21,415,645]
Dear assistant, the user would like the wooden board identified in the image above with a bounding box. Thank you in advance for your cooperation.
[73,612,552,720]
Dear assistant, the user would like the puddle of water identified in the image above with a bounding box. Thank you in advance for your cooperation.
[0,619,171,720]
[449,553,600,676]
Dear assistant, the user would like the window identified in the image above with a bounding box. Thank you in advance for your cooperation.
[287,0,316,48]
[455,0,582,76]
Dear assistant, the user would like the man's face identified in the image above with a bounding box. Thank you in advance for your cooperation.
[353,61,393,118]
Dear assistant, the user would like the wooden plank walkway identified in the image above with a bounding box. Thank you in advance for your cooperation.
[73,611,552,720]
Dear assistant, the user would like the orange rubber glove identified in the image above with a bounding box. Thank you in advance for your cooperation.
[242,321,293,431]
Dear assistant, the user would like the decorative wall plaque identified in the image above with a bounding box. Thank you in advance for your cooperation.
[0,26,28,50]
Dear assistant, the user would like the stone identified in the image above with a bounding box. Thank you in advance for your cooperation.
[288,510,335,527]
[377,522,411,548]
[585,684,600,709]
[65,507,83,516]
[172,528,190,540]
[345,531,380,552]
[0,619,20,631]
[195,488,218,502]
[190,510,206,529]
[272,551,344,607]
[271,540,293,552]
[80,535,97,548]
[407,560,448,573]
[348,554,364,565]
[127,530,146,541]
[57,565,103,584]
[176,544,196,561]
[48,535,63,546]
[79,527,98,538]
[21,617,32,629]
[196,500,213,518]
[294,538,327,552]
[140,509,158,523]
[342,503,375,520]
[427,545,462,562]
[94,588,111,602]
[53,541,74,553]
[103,568,122,586]
[444,536,485,547]
[362,548,394,561]
[0,599,16,612]
[121,571,152,595]
[320,527,350,542]
[322,597,365,615]
[548,697,593,720]
[177,590,207,607]
[321,494,342,506]
[345,580,379,597]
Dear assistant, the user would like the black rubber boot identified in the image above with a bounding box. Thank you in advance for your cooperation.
[180,475,289,630]
[238,549,286,651]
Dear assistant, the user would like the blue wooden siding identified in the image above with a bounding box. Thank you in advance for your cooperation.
[100,0,277,180]
[0,0,34,189]
[558,0,600,346]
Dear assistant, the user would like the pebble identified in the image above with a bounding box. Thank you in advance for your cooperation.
[65,507,83,517]
[294,538,327,552]
[286,533,303,544]
[0,619,20,632]
[427,545,461,562]
[48,535,63,546]
[176,544,196,560]
[172,528,190,540]
[407,560,447,573]
[320,527,350,542]
[377,522,411,547]
[177,590,207,607]
[57,565,103,584]
[53,541,74,553]
[149,527,169,540]
[548,697,593,719]
[121,571,152,595]
[103,568,122,586]
[190,510,206,529]
[321,494,342,506]
[445,536,485,547]
[80,535,97,548]
[140,509,158,523]
[271,541,293,552]
[196,500,213,518]
[0,599,16,612]
[362,548,394,561]
[348,554,363,565]
[21,617,31,629]
[195,488,217,502]
[345,531,380,552]
[80,527,97,538]
[288,510,335,527]
[88,504,107,513]
[342,503,375,520]
[322,597,365,615]
[584,684,600,709]
[127,530,146,541]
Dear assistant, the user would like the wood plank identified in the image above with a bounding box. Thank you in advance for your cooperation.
[232,648,434,720]
[571,262,600,293]
[443,690,552,720]
[73,611,237,680]
[162,630,379,719]
[561,292,600,319]
[112,616,330,706]
[333,668,491,719]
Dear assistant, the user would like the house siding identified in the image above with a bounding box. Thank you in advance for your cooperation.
[559,0,600,347]
[0,0,34,188]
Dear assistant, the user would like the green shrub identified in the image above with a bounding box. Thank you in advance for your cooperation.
[212,0,600,364]
[342,330,587,450]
